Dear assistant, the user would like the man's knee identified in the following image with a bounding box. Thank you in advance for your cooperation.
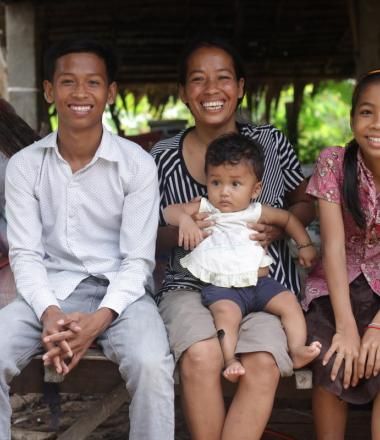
[119,338,174,384]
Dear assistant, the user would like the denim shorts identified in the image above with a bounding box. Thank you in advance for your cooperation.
[201,276,287,316]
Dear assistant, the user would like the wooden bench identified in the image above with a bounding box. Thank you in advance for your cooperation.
[10,348,312,440]
[1,260,312,439]
[11,350,130,440]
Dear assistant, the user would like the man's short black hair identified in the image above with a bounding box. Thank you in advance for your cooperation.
[43,38,118,83]
[205,133,265,181]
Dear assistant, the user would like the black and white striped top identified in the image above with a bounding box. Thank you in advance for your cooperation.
[151,123,305,302]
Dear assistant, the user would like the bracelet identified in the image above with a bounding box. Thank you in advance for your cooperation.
[366,322,380,330]
[296,242,314,250]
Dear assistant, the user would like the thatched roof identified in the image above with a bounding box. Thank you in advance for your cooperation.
[1,0,356,91]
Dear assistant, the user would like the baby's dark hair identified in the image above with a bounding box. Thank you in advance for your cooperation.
[205,133,264,180]
[343,69,380,228]
[43,38,118,83]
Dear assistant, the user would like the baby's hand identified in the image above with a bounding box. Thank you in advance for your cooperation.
[178,215,204,250]
[298,244,317,268]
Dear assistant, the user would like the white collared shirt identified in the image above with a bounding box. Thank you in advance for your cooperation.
[5,128,159,319]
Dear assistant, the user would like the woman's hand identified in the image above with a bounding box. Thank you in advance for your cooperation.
[323,326,361,389]
[247,221,283,248]
[357,327,380,381]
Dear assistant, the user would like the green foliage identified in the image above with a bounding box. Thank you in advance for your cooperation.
[106,92,192,135]
[261,80,354,163]
[47,81,354,165]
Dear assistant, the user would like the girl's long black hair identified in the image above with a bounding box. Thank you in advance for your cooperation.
[343,70,380,228]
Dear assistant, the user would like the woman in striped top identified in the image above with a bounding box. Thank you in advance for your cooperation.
[151,36,315,440]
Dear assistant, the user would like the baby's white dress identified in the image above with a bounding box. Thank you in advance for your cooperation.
[180,198,273,288]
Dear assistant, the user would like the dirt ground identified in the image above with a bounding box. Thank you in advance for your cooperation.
[11,393,191,440]
[11,392,371,440]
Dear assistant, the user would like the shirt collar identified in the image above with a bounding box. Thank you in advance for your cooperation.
[357,149,376,186]
[39,127,122,163]
[357,149,378,223]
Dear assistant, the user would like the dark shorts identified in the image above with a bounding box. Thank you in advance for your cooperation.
[306,274,380,404]
[201,276,287,316]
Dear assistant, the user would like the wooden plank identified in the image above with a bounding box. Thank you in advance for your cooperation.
[56,383,130,440]
[11,349,312,399]
[11,350,122,394]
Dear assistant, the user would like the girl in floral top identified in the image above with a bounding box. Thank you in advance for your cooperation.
[303,70,380,439]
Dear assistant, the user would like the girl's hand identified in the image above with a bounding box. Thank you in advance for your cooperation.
[247,221,283,248]
[178,216,204,250]
[357,327,380,380]
[323,326,361,389]
[298,245,317,268]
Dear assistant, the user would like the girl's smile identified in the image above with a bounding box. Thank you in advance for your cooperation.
[351,81,380,165]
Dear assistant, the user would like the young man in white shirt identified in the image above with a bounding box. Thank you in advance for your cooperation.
[0,39,174,440]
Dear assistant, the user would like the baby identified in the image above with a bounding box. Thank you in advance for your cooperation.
[164,133,321,382]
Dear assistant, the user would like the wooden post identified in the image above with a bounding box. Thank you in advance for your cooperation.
[0,45,7,99]
[5,1,38,129]
[285,81,305,151]
[350,0,380,77]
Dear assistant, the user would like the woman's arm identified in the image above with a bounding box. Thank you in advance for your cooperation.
[287,179,316,227]
[318,198,360,388]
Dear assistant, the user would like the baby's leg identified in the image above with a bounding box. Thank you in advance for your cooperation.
[209,299,244,383]
[264,291,321,369]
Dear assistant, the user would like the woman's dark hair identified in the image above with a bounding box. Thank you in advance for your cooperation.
[205,133,264,180]
[343,69,380,228]
[0,100,40,157]
[43,38,118,83]
[178,35,246,106]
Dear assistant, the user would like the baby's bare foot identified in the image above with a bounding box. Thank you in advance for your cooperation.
[292,341,321,369]
[223,359,246,383]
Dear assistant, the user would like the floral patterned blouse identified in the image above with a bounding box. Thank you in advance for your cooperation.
[302,146,380,311]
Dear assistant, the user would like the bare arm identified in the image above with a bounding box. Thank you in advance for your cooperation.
[318,198,360,388]
[249,179,316,246]
[358,309,380,379]
[42,307,116,375]
[260,204,317,267]
[163,201,204,250]
[287,179,316,227]
[163,201,200,226]
[156,211,212,255]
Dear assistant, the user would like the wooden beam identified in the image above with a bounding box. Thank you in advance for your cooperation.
[356,0,380,76]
